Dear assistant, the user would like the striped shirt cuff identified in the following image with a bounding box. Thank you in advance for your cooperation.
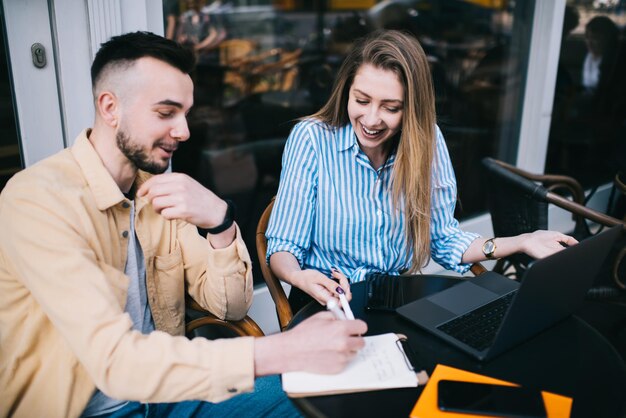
[265,239,305,268]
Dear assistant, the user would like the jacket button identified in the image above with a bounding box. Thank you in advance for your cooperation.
[122,230,129,238]
[122,201,130,208]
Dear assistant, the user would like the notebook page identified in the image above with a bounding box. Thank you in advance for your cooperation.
[282,333,418,395]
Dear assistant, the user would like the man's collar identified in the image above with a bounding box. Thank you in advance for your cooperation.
[71,129,151,210]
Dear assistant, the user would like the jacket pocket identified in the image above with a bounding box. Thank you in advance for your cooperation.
[153,241,185,334]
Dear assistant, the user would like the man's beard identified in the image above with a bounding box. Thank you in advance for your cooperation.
[116,130,170,174]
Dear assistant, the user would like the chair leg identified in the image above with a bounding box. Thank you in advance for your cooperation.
[492,259,507,274]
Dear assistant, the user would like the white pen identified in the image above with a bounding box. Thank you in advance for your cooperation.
[335,286,355,320]
[326,298,347,320]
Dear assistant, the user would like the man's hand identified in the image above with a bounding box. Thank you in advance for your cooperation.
[291,268,352,306]
[254,312,367,376]
[137,173,227,229]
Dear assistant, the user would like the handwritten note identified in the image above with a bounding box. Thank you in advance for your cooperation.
[282,333,419,397]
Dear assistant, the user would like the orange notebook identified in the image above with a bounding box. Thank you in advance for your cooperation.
[410,364,572,418]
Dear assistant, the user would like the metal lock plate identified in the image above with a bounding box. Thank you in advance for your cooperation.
[31,43,46,68]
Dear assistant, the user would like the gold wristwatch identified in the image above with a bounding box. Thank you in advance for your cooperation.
[482,238,497,259]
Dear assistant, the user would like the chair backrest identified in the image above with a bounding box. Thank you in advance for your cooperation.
[482,157,549,275]
[482,157,626,287]
[483,157,621,232]
[484,158,554,230]
[256,197,293,331]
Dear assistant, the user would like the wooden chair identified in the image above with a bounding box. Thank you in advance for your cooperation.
[611,172,626,289]
[256,197,293,332]
[185,297,264,339]
[610,171,625,221]
[482,157,626,292]
[616,172,626,200]
[256,196,488,332]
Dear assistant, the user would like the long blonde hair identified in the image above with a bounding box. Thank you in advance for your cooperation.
[310,30,436,272]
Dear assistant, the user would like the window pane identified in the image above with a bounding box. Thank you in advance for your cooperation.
[0,10,23,193]
[545,3,626,189]
[165,0,535,284]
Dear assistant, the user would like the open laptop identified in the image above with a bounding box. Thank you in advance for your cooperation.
[396,226,623,361]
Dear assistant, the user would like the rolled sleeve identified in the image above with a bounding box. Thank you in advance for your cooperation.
[186,223,253,321]
[430,126,481,273]
[432,230,481,273]
[266,238,307,268]
[265,121,318,266]
[206,225,250,271]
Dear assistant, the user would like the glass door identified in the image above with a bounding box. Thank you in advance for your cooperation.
[0,9,21,192]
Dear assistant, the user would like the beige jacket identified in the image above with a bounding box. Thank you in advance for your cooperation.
[0,130,255,418]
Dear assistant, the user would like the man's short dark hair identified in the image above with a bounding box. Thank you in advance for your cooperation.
[91,31,195,88]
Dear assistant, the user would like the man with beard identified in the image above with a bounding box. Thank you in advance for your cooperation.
[0,32,366,418]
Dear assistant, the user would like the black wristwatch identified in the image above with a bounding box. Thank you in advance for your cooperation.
[206,199,235,235]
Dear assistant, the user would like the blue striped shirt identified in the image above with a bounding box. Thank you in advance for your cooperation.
[266,119,479,283]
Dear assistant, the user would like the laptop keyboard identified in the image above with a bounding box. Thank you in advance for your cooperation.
[436,291,517,351]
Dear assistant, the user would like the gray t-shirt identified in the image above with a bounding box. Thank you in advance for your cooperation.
[82,200,155,417]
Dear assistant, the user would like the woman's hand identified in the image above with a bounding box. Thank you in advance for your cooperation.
[269,252,352,305]
[291,268,352,306]
[330,267,352,301]
[463,230,579,264]
[519,230,578,259]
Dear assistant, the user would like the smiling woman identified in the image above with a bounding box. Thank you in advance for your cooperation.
[347,64,404,169]
[264,30,576,313]
[264,30,464,309]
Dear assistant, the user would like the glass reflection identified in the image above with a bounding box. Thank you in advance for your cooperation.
[546,2,626,191]
[166,0,534,283]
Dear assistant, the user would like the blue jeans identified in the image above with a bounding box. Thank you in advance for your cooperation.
[96,376,302,418]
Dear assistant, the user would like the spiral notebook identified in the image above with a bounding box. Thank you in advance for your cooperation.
[281,333,428,397]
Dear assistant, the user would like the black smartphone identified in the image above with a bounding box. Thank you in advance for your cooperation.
[437,380,547,418]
